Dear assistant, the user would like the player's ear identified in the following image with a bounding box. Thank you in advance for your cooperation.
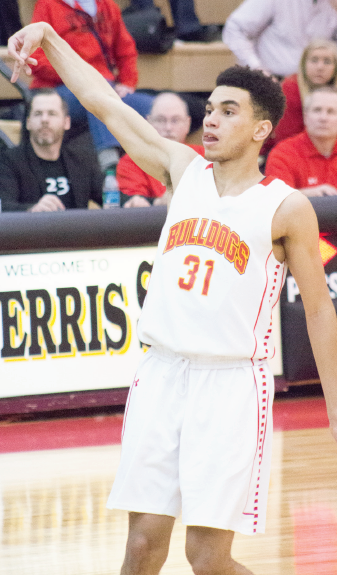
[253,119,273,142]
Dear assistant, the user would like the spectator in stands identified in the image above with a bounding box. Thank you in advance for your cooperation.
[30,0,154,168]
[273,40,337,146]
[0,90,103,212]
[128,0,221,42]
[265,87,337,197]
[117,92,204,207]
[223,0,337,79]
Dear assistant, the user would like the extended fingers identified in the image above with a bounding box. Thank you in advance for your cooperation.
[10,60,22,83]
[7,35,24,62]
[10,56,37,83]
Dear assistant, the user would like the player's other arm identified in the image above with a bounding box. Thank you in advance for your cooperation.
[274,192,337,441]
[8,23,197,186]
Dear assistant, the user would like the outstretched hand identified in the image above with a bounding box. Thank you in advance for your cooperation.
[7,23,47,83]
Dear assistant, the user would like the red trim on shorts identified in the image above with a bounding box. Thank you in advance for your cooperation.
[273,263,285,310]
[251,251,272,358]
[243,363,269,532]
[269,263,285,359]
[260,175,275,187]
[243,362,260,519]
[260,368,269,462]
[253,365,268,532]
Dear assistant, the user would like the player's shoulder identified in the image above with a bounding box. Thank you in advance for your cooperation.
[266,174,310,212]
[168,141,203,173]
[273,188,317,237]
[263,175,291,188]
[262,174,297,197]
[169,147,208,193]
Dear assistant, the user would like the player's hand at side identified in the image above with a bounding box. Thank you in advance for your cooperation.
[327,388,337,444]
[330,417,337,443]
[29,194,66,212]
[7,23,48,83]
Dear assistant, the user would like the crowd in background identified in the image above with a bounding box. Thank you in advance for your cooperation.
[1,0,337,211]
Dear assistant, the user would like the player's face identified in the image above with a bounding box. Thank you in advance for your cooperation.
[26,94,70,147]
[202,86,264,162]
[304,91,337,139]
[305,47,336,87]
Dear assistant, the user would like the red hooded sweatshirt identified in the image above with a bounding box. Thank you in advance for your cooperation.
[31,0,138,89]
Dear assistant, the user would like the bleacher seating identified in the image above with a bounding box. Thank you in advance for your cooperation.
[2,0,240,93]
[0,0,241,149]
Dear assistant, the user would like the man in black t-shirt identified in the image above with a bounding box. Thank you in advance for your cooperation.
[0,89,103,212]
[27,90,74,211]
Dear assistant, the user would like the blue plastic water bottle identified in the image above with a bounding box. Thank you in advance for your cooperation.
[103,167,120,208]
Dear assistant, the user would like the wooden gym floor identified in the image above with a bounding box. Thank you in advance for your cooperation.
[0,397,337,575]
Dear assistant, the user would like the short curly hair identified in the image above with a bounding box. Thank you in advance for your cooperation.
[216,66,285,128]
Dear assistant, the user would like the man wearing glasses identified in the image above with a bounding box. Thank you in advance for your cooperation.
[117,92,204,208]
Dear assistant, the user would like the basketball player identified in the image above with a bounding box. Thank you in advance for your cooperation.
[8,23,337,575]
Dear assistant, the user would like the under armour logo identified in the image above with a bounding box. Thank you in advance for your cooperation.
[308,177,318,185]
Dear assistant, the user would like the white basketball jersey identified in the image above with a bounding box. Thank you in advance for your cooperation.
[138,155,295,362]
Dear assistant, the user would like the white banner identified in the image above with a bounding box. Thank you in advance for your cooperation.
[0,247,156,398]
[0,246,283,399]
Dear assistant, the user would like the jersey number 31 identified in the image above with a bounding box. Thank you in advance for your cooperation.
[178,255,214,296]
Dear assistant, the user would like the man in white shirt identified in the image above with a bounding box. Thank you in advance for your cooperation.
[223,0,337,78]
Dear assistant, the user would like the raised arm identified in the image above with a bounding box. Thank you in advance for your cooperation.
[274,192,337,441]
[8,23,197,187]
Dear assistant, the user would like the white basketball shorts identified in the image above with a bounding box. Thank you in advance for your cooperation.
[107,346,274,536]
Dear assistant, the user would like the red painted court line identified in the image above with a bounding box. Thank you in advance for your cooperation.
[273,398,329,431]
[0,414,124,454]
[0,398,329,454]
[293,506,337,575]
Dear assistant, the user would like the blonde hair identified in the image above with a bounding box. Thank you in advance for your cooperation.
[298,39,337,104]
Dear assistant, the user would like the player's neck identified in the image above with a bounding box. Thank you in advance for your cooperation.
[212,155,263,198]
